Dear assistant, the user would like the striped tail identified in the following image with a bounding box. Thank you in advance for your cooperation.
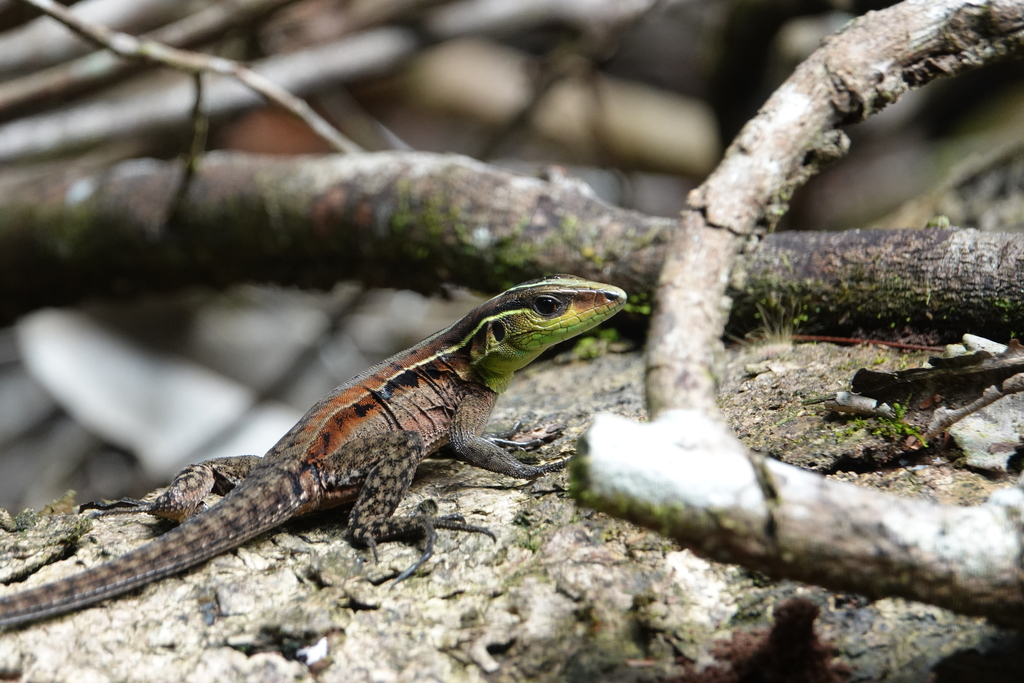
[0,471,304,629]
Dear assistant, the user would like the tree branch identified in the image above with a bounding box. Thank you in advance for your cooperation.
[730,227,1024,341]
[645,0,1024,416]
[572,0,1024,628]
[574,410,1024,629]
[3,152,1024,335]
[0,152,672,323]
[0,27,415,164]
[0,0,306,119]
[14,0,363,155]
[0,0,200,76]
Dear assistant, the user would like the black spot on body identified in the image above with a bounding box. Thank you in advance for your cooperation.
[392,369,421,389]
[422,363,443,380]
[368,389,401,429]
[289,472,306,500]
[353,402,373,417]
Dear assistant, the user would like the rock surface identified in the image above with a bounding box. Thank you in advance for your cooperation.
[0,346,1020,682]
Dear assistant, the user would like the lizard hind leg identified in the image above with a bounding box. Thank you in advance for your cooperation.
[84,455,263,523]
[338,431,495,582]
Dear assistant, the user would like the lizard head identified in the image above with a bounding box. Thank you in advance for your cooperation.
[467,275,627,392]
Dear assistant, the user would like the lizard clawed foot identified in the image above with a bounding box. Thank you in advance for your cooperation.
[506,456,573,483]
[392,523,438,584]
[433,514,497,543]
[81,497,199,520]
[80,497,152,515]
[390,516,495,584]
[487,422,565,451]
[349,507,497,584]
[488,420,523,442]
[536,456,572,474]
[83,497,208,523]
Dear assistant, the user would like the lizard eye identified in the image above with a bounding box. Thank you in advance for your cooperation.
[532,295,562,316]
[491,320,506,342]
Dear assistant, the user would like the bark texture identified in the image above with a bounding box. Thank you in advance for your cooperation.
[5,151,1024,340]
[579,410,1024,629]
[1,349,1016,682]
[0,152,671,323]
[730,228,1024,339]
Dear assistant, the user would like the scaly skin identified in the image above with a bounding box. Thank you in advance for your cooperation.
[0,275,626,629]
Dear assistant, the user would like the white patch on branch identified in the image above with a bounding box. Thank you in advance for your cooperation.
[583,410,766,514]
[576,408,1024,626]
[770,85,813,128]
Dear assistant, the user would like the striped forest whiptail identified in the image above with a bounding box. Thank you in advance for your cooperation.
[0,275,626,628]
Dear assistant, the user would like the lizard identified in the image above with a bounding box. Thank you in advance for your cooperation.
[0,275,626,629]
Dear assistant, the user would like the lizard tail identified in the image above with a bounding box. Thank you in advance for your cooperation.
[0,472,304,629]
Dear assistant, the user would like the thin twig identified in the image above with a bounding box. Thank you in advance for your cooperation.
[16,0,363,155]
[0,0,305,118]
[185,73,210,169]
[922,373,1024,443]
[164,73,209,236]
[789,335,944,353]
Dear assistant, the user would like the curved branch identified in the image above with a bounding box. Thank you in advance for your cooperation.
[570,0,1024,629]
[645,0,1024,415]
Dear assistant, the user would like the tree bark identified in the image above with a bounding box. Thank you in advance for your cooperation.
[0,152,672,323]
[5,152,1024,340]
[646,0,1024,415]
[731,227,1024,340]
[577,409,1024,630]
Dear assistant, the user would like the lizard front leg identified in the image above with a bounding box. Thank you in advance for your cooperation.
[450,384,570,478]
[87,455,263,522]
[322,431,493,582]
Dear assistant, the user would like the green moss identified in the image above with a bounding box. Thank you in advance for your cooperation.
[837,418,869,440]
[390,178,413,231]
[731,263,989,338]
[559,214,579,235]
[993,298,1020,326]
[870,403,927,445]
[517,534,543,552]
[570,329,622,360]
[623,291,652,316]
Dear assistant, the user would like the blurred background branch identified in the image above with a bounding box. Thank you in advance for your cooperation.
[0,0,301,117]
[2,151,1024,338]
[15,0,362,153]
